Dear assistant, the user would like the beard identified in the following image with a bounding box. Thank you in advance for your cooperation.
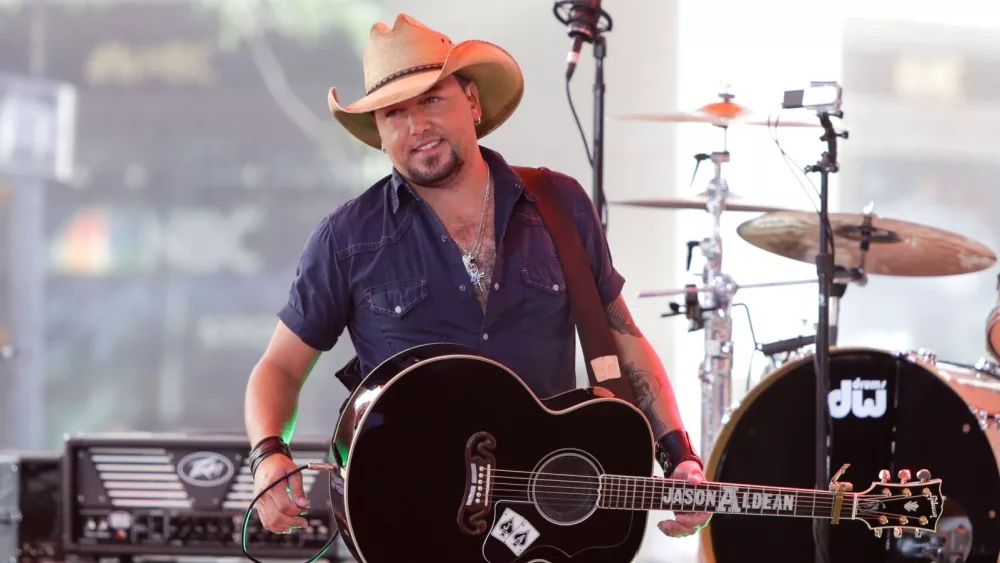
[402,140,464,187]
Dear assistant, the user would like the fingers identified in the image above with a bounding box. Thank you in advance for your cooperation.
[675,511,711,529]
[259,491,309,533]
[659,511,712,539]
[658,519,696,537]
[267,477,304,518]
[288,472,311,510]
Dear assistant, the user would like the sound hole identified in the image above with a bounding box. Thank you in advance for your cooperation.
[529,451,600,526]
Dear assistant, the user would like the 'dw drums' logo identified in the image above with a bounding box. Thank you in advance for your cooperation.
[177,451,235,487]
[828,378,888,419]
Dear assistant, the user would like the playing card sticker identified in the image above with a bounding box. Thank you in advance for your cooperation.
[489,508,540,556]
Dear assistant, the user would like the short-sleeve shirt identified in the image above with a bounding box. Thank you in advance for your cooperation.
[277,147,625,398]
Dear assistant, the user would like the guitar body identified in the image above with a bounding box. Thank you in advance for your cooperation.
[327,343,655,563]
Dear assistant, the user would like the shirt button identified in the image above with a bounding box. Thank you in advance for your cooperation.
[394,305,402,314]
[440,235,448,242]
[459,284,467,291]
[552,284,560,291]
[494,282,500,291]
[482,332,489,341]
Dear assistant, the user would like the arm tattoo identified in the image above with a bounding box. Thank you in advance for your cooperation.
[622,361,670,438]
[605,295,642,337]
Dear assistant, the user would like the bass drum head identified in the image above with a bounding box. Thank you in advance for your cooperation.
[700,347,1000,563]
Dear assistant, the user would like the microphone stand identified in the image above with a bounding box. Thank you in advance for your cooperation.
[553,1,613,232]
[592,34,607,232]
[804,110,845,563]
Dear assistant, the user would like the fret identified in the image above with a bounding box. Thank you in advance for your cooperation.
[600,475,844,519]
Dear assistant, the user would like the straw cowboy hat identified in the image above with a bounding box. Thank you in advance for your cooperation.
[328,14,525,150]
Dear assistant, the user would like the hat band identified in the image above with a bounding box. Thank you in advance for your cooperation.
[366,63,445,95]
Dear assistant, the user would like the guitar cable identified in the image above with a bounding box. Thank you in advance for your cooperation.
[241,462,340,563]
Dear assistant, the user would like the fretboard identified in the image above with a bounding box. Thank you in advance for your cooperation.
[598,475,852,520]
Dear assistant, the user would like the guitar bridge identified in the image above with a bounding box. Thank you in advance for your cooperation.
[457,431,496,535]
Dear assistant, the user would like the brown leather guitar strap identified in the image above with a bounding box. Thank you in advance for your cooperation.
[512,166,637,406]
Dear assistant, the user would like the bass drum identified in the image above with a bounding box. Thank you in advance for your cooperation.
[699,347,1000,563]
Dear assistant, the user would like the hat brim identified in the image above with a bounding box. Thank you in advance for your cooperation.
[329,40,524,150]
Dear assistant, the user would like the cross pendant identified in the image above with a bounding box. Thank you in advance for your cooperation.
[462,254,484,285]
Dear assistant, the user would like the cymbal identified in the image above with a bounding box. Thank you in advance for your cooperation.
[614,99,820,128]
[737,211,998,276]
[611,191,796,213]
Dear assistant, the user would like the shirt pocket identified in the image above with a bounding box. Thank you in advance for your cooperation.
[519,257,572,340]
[365,277,442,353]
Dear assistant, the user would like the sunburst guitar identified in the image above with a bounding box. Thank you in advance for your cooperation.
[325,344,945,563]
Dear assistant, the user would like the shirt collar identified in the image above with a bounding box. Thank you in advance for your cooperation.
[387,146,534,214]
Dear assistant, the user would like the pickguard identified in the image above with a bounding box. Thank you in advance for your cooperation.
[480,500,635,563]
[481,502,552,563]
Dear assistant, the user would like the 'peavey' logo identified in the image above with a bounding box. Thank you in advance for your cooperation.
[177,451,235,487]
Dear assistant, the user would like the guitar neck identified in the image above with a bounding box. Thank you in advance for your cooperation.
[598,475,851,520]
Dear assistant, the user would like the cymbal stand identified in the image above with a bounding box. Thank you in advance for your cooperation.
[689,148,738,461]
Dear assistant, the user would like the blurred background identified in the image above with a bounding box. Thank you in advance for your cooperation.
[2,0,999,562]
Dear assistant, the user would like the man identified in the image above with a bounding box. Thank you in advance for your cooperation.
[244,13,711,543]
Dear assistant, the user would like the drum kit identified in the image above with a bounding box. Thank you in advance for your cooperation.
[611,94,1000,563]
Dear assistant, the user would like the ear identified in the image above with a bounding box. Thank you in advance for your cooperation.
[464,80,481,107]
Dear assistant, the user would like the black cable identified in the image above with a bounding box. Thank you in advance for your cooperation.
[730,302,759,393]
[566,76,593,166]
[241,464,340,563]
[767,112,835,255]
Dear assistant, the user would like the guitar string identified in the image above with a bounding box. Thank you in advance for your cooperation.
[490,466,932,492]
[483,486,924,514]
[486,476,924,502]
[478,474,930,519]
[484,486,911,511]
[484,470,931,504]
[485,473,925,503]
[480,488,919,520]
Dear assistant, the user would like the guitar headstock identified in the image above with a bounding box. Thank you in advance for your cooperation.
[854,468,944,538]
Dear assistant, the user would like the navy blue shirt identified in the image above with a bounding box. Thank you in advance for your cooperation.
[277,147,625,398]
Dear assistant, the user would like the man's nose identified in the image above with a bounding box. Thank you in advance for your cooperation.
[407,111,430,135]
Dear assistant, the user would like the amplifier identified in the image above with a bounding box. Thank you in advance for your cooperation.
[62,432,339,559]
[0,450,63,563]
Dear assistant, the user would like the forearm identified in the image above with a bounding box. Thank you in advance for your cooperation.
[604,295,686,440]
[245,360,305,445]
[620,339,686,440]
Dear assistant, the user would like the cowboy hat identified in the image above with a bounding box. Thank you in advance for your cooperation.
[328,14,524,150]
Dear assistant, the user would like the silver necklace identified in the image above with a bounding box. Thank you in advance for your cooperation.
[455,165,492,289]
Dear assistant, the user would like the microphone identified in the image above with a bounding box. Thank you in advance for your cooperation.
[557,0,603,80]
[758,334,816,357]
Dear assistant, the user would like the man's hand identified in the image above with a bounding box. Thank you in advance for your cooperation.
[657,460,712,538]
[252,455,310,534]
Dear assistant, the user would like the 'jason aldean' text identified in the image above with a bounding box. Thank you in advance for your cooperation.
[662,486,796,514]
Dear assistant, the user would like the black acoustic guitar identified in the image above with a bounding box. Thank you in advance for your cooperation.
[326,343,944,563]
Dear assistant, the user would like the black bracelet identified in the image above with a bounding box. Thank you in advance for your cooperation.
[249,436,292,477]
[656,430,703,477]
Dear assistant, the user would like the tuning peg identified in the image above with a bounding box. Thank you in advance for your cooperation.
[873,529,882,539]
[879,469,891,483]
[916,469,931,481]
[914,531,922,539]
[893,527,903,538]
[898,469,911,483]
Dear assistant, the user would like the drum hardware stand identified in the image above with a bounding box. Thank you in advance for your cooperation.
[680,147,740,461]
[803,106,847,563]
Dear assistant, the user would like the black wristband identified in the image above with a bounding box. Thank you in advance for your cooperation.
[249,436,292,477]
[655,430,703,477]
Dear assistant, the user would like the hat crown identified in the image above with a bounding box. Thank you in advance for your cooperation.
[362,14,455,94]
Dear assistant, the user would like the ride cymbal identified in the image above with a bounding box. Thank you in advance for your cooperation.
[611,192,796,213]
[737,211,998,276]
[613,99,820,128]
